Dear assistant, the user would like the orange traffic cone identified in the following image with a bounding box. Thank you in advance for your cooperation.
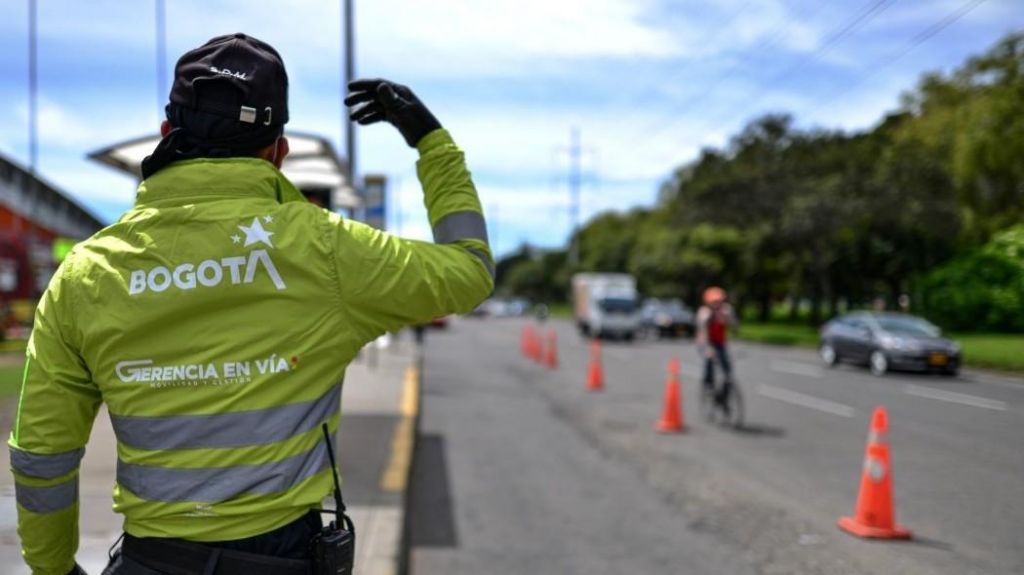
[838,406,911,539]
[520,325,531,359]
[544,329,558,369]
[529,327,538,360]
[532,325,545,364]
[586,339,604,392]
[657,358,685,432]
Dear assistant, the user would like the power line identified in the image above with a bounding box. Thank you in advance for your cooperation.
[608,0,757,129]
[801,0,988,120]
[627,0,896,157]
[685,0,898,134]
[623,0,886,158]
[876,0,987,66]
[784,0,897,78]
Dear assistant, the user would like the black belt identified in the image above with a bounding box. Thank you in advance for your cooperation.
[122,534,313,575]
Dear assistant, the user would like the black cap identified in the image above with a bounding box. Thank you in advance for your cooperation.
[169,33,289,127]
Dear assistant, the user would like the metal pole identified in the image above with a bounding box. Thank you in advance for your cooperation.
[343,0,356,185]
[490,203,498,257]
[155,0,167,118]
[28,0,37,175]
[568,126,581,267]
[24,0,38,239]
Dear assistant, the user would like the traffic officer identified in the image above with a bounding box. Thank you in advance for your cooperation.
[8,33,493,574]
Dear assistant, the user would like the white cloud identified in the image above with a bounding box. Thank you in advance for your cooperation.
[360,0,680,59]
[3,0,1022,241]
[38,158,138,208]
[10,98,155,152]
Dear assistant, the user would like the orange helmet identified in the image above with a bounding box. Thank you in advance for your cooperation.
[703,286,726,305]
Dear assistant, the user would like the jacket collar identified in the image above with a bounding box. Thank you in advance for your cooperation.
[133,158,308,208]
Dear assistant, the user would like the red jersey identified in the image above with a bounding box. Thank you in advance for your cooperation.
[708,315,727,345]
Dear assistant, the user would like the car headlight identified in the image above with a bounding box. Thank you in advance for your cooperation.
[880,335,921,352]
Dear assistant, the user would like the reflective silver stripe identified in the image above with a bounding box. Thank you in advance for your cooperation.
[9,447,84,479]
[433,211,489,245]
[110,385,340,450]
[15,477,78,513]
[117,440,331,503]
[466,248,496,280]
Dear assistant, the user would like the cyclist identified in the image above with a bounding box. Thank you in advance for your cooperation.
[696,286,738,410]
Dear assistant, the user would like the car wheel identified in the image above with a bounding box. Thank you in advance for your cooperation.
[820,343,839,367]
[943,367,960,377]
[869,350,889,376]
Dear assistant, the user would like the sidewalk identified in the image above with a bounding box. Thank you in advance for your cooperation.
[0,336,420,574]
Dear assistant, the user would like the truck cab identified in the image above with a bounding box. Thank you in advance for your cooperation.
[572,273,640,341]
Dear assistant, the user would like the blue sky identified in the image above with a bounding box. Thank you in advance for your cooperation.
[0,0,1021,257]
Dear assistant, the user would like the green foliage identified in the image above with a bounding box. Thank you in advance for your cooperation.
[919,226,1024,332]
[575,209,648,273]
[495,33,1024,332]
[900,33,1024,237]
[501,248,570,304]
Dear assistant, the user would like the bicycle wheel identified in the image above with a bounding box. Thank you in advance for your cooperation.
[723,383,744,429]
[700,383,717,423]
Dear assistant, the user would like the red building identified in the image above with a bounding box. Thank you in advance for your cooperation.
[0,153,103,334]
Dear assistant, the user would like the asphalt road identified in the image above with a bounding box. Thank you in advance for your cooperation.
[407,317,1024,575]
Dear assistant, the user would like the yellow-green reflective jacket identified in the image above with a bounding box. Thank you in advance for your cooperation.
[8,129,492,574]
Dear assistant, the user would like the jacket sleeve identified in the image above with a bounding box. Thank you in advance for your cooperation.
[8,263,101,575]
[331,129,494,341]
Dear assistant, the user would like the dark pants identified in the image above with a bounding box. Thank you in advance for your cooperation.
[702,342,733,387]
[102,511,322,574]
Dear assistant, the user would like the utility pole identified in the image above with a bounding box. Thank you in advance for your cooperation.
[343,0,356,187]
[489,203,498,258]
[28,0,37,176]
[155,0,167,118]
[568,126,581,267]
[25,0,38,239]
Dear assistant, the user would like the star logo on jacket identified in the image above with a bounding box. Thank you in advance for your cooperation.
[237,217,274,248]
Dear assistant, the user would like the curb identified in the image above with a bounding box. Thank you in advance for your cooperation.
[353,351,422,575]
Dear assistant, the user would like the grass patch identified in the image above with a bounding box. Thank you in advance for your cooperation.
[952,333,1024,372]
[0,361,25,398]
[736,322,820,348]
[547,303,573,319]
[0,339,27,354]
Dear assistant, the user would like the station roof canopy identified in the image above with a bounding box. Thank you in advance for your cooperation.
[87,131,361,210]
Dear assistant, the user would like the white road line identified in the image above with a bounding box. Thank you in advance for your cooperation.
[757,384,856,418]
[770,360,823,379]
[904,384,1008,411]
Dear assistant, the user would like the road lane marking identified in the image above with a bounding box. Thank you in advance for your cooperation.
[904,384,1008,411]
[770,360,823,379]
[757,384,856,417]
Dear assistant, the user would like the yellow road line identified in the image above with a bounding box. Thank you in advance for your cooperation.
[380,366,420,492]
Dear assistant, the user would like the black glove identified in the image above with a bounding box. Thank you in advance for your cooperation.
[345,79,442,148]
[66,564,87,575]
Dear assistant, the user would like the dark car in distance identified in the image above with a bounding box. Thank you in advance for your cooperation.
[640,298,695,339]
[819,312,961,376]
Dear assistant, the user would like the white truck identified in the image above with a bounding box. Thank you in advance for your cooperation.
[571,273,641,340]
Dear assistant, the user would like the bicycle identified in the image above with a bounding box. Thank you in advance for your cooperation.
[700,375,744,429]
